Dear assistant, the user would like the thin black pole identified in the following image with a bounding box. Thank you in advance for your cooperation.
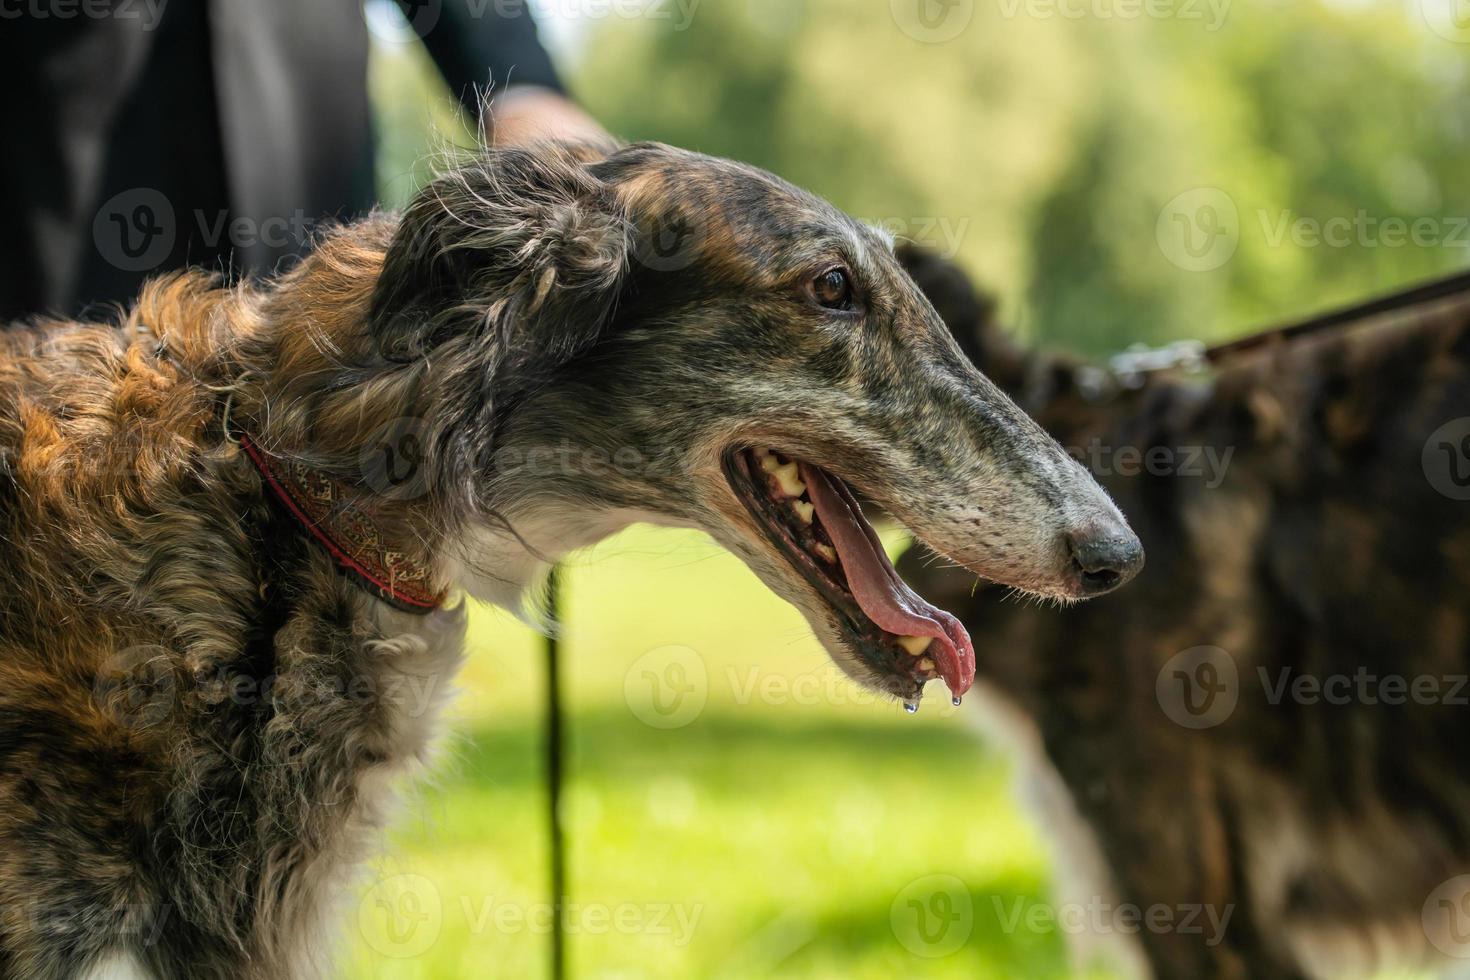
[544,565,566,980]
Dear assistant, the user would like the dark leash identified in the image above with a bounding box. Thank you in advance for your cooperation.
[545,565,567,980]
[1108,267,1470,386]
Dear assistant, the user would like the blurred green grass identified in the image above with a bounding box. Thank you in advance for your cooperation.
[340,526,1108,979]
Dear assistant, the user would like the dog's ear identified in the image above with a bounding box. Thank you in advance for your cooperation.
[369,145,631,382]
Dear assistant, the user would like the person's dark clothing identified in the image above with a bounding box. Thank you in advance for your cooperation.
[0,0,562,321]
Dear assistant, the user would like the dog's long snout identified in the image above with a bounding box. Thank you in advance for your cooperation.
[1065,527,1145,596]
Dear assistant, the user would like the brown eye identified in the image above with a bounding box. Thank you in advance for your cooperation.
[812,266,853,311]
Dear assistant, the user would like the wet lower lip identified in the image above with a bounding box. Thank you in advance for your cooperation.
[721,447,972,702]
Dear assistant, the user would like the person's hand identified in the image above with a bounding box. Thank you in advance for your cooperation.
[484,86,609,147]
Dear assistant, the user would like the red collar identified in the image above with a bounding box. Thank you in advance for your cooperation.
[238,433,446,614]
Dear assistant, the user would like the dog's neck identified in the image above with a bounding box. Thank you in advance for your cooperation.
[212,219,450,607]
[212,216,641,617]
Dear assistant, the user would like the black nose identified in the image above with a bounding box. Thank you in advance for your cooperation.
[1066,530,1145,596]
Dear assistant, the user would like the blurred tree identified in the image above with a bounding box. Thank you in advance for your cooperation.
[371,0,1470,357]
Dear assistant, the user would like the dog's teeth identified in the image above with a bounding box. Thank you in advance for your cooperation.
[792,500,815,524]
[896,635,933,657]
[917,656,936,672]
[772,462,806,497]
[814,543,837,562]
[760,454,781,474]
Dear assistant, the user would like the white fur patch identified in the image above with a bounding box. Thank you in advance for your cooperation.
[80,953,152,980]
[444,506,689,623]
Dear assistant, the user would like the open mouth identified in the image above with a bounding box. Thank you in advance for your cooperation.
[722,447,976,707]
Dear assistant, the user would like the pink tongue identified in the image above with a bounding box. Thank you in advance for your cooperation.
[799,463,976,698]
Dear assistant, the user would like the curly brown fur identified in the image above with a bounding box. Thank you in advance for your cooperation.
[897,244,1470,979]
[0,144,1138,978]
